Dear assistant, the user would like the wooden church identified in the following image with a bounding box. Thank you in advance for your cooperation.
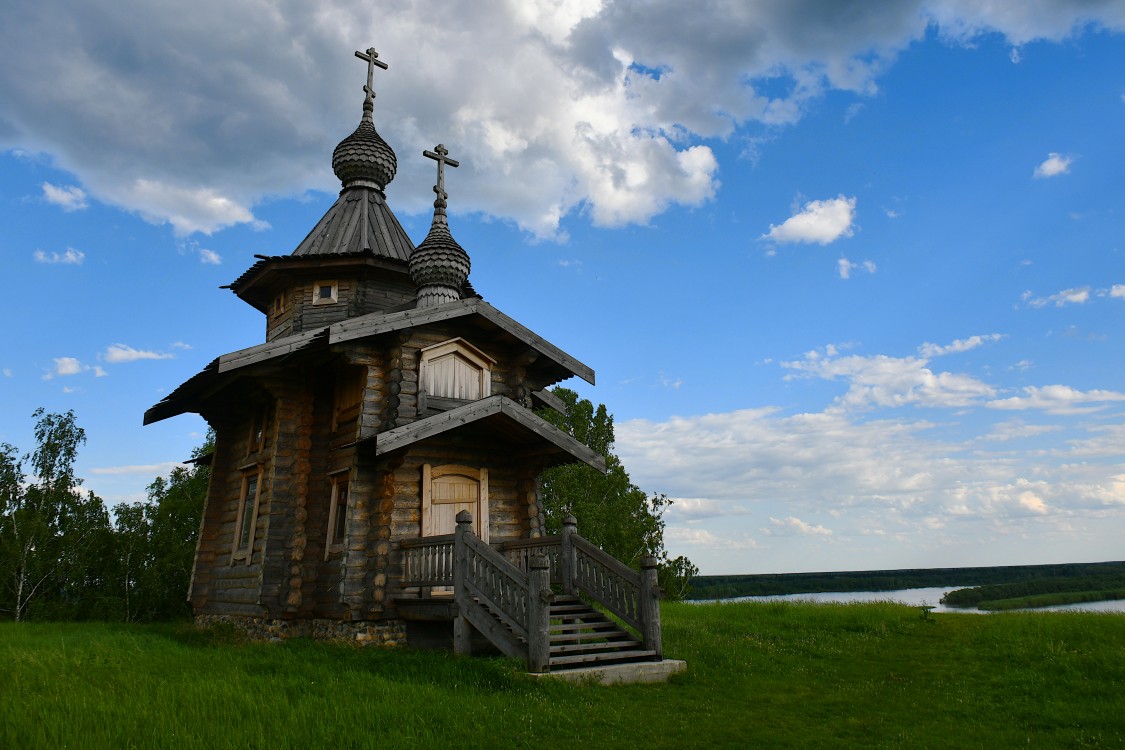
[146,48,676,678]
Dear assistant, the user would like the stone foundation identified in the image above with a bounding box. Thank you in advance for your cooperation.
[195,614,407,646]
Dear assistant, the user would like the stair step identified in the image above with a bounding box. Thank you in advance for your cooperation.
[551,640,643,655]
[550,630,632,644]
[550,620,618,633]
[550,603,593,613]
[549,649,659,668]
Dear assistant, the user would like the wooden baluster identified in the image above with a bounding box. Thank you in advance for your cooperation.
[640,554,661,658]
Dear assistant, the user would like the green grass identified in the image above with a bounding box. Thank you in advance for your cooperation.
[3,602,1124,748]
[978,588,1125,611]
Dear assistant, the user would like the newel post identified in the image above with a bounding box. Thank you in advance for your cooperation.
[527,553,552,673]
[639,554,662,658]
[560,514,578,596]
[453,510,473,656]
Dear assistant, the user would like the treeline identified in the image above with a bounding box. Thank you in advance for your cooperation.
[940,566,1125,608]
[688,561,1125,600]
[0,410,207,622]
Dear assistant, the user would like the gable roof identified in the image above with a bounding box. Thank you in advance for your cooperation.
[144,298,593,425]
[364,395,606,472]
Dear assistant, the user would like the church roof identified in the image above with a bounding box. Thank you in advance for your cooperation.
[143,297,594,425]
[290,187,413,260]
[364,395,607,472]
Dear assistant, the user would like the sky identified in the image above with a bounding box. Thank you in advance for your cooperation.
[1,1,1123,576]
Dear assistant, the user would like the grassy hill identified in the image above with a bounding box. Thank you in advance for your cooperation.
[4,602,1124,748]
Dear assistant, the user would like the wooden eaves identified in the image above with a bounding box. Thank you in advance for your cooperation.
[364,395,607,472]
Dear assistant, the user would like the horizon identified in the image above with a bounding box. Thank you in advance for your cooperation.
[2,2,1123,576]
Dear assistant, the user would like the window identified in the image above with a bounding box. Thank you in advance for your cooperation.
[248,404,269,454]
[312,280,338,305]
[270,290,287,318]
[231,469,262,564]
[419,339,494,403]
[325,474,350,559]
[332,367,364,431]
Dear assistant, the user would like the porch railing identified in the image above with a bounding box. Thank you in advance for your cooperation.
[399,513,662,672]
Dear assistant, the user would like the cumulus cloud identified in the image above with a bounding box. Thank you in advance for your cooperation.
[987,385,1125,415]
[3,1,1116,239]
[41,182,88,211]
[768,516,833,536]
[102,344,175,363]
[837,257,876,279]
[1033,152,1073,178]
[52,357,84,376]
[91,461,186,476]
[764,195,856,245]
[1108,284,1125,299]
[782,345,995,410]
[33,248,84,264]
[1023,287,1090,307]
[917,333,1003,358]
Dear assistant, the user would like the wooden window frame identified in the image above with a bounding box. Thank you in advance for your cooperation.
[247,403,269,455]
[312,280,338,306]
[332,367,365,432]
[421,463,489,543]
[270,290,288,318]
[418,338,495,404]
[231,468,263,565]
[324,471,351,560]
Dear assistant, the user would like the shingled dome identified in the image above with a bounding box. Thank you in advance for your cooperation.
[332,111,397,190]
[410,144,470,306]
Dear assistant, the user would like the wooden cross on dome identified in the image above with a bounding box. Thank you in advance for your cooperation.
[424,144,460,198]
[355,47,388,105]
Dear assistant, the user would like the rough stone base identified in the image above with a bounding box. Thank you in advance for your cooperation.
[530,659,688,686]
[195,614,407,647]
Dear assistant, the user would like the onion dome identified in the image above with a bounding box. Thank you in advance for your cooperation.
[410,144,470,307]
[332,48,397,190]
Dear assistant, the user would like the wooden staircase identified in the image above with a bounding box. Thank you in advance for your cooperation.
[547,595,658,670]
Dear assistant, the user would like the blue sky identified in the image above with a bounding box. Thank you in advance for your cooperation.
[2,1,1123,575]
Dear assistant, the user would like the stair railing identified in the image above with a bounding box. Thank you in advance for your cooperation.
[561,514,663,658]
[453,510,553,672]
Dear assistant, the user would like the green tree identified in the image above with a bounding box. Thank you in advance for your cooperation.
[0,409,114,621]
[112,432,211,621]
[538,389,698,599]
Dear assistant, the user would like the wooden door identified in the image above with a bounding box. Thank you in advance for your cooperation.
[421,464,489,542]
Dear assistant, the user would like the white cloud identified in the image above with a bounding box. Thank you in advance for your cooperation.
[91,461,186,476]
[33,248,85,264]
[665,526,758,550]
[170,341,192,350]
[1109,285,1125,299]
[987,385,1125,415]
[764,195,856,245]
[1023,287,1090,307]
[53,357,84,376]
[782,346,995,410]
[917,333,1003,358]
[94,366,108,377]
[199,248,222,265]
[982,419,1061,443]
[41,182,88,211]
[1033,152,1073,178]
[666,498,749,521]
[2,368,12,378]
[768,516,833,536]
[837,257,876,279]
[5,2,1114,239]
[1009,47,1022,64]
[103,343,175,363]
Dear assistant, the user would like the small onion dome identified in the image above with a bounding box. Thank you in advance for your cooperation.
[331,103,397,190]
[410,193,470,307]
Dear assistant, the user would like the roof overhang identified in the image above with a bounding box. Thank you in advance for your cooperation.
[364,395,606,472]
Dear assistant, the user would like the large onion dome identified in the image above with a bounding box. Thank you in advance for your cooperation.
[410,144,469,307]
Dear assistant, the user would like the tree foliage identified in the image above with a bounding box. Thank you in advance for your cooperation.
[538,389,698,599]
[0,410,209,622]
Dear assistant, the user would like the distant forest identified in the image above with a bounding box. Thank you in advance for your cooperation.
[687,561,1125,601]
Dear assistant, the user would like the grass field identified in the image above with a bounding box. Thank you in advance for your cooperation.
[3,602,1124,748]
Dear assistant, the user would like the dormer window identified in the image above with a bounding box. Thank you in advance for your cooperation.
[313,280,338,305]
[419,338,494,403]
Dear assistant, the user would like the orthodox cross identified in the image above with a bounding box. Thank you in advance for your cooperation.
[424,144,460,199]
[354,47,388,105]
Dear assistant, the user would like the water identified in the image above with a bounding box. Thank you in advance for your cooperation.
[708,587,1125,614]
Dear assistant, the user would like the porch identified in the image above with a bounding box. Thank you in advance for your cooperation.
[393,512,683,680]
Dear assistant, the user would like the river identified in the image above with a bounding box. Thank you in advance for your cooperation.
[706,587,1125,614]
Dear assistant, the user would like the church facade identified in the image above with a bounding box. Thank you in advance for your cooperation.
[145,48,605,644]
